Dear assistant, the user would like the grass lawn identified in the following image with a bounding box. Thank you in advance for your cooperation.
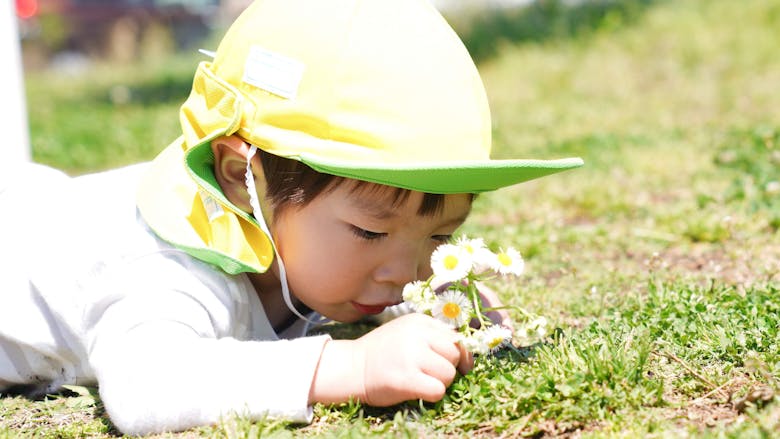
[4,0,779,437]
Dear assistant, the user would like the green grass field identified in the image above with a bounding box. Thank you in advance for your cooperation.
[4,0,779,437]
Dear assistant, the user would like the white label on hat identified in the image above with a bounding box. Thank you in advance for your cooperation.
[199,190,225,223]
[243,45,305,100]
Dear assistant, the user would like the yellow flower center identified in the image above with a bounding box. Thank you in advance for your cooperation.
[488,337,503,349]
[497,253,512,267]
[442,302,461,319]
[443,255,459,270]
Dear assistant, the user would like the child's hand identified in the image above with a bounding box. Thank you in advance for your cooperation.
[357,313,473,406]
[309,313,470,406]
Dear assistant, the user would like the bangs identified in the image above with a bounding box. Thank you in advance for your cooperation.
[259,149,472,217]
[344,180,450,217]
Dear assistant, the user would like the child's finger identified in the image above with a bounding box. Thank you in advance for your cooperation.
[426,325,463,365]
[456,343,474,375]
[411,373,449,403]
[420,353,457,387]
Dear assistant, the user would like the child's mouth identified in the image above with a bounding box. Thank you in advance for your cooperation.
[351,301,391,315]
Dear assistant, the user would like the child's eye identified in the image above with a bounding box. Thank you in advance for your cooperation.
[350,225,387,241]
[432,235,452,243]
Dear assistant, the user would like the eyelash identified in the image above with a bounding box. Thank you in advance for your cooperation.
[432,235,452,243]
[350,226,453,244]
[350,226,387,241]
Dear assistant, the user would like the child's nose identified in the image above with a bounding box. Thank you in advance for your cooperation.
[373,245,427,287]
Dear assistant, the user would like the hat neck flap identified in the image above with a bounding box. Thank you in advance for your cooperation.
[137,137,274,275]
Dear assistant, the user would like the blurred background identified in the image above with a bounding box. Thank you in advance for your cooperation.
[15,0,654,71]
[15,0,248,68]
[11,0,660,173]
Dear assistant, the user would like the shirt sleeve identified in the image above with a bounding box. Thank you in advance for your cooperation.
[82,251,331,436]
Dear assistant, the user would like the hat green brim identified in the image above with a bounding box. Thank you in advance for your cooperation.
[296,153,584,194]
[185,141,583,196]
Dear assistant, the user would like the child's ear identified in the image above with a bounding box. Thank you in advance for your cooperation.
[211,135,258,212]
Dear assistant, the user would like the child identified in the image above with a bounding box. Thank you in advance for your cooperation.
[0,0,582,435]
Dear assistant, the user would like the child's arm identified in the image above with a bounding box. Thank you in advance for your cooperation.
[308,313,471,406]
[84,255,330,435]
[91,322,330,434]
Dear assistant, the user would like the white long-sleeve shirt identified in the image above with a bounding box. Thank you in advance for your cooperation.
[0,163,331,435]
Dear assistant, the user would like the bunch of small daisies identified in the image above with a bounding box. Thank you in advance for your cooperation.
[402,236,548,355]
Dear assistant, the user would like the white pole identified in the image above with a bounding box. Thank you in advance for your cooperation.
[1,0,32,173]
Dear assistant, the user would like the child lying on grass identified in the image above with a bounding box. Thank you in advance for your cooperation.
[0,0,582,434]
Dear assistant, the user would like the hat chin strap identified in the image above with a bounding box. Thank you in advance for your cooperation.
[245,145,319,324]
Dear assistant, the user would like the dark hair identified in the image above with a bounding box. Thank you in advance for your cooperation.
[258,149,471,217]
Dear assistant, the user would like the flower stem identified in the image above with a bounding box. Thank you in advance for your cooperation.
[468,280,487,328]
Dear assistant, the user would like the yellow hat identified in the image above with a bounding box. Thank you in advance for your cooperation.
[180,0,582,194]
[138,0,583,274]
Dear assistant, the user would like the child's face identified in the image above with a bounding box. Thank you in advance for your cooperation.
[270,183,472,323]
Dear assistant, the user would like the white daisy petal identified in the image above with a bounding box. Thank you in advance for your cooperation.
[432,290,473,328]
[491,247,524,276]
[516,316,548,346]
[455,236,496,274]
[458,332,489,355]
[454,236,486,255]
[430,244,473,283]
[402,281,435,313]
[472,247,498,274]
[478,325,513,352]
